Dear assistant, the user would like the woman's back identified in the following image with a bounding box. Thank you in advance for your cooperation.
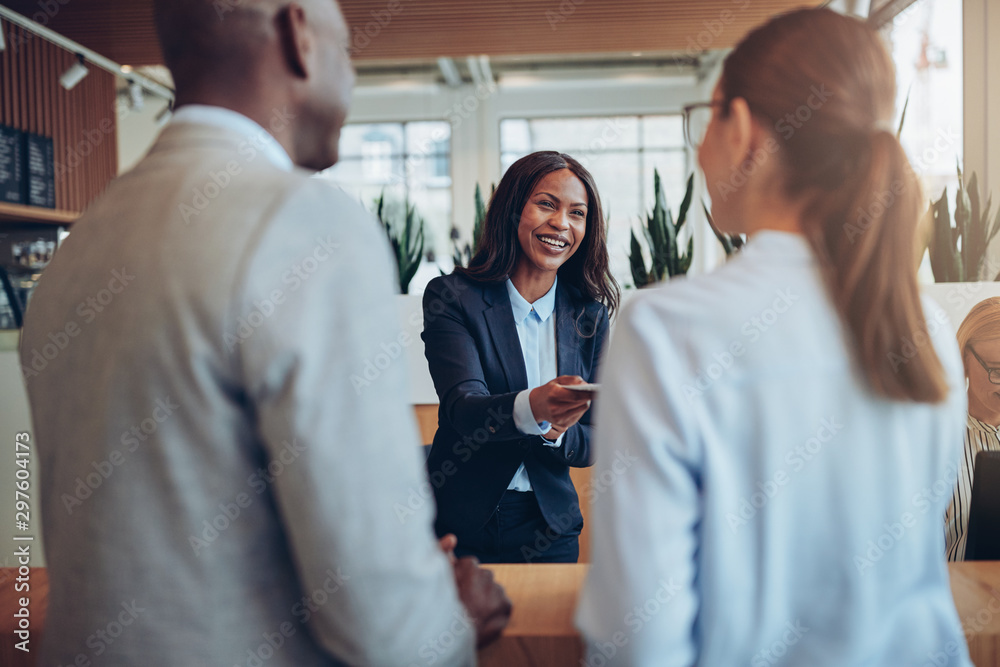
[578,231,970,665]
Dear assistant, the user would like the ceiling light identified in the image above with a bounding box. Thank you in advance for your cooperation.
[466,55,483,87]
[477,55,494,87]
[437,57,462,87]
[59,54,89,90]
[128,81,144,111]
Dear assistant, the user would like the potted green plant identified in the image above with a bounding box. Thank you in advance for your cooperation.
[927,165,1000,282]
[450,182,492,271]
[374,191,425,294]
[628,170,694,287]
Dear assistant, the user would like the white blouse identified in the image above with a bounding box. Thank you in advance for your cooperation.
[576,231,972,666]
[945,414,1000,560]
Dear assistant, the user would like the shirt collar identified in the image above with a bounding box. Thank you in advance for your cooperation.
[505,277,558,324]
[744,230,814,262]
[169,104,294,172]
[968,413,1000,435]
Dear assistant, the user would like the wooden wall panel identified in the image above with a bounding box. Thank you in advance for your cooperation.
[0,24,118,214]
[7,0,821,67]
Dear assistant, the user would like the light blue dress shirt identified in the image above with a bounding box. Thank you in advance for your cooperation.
[507,277,564,492]
[577,231,971,666]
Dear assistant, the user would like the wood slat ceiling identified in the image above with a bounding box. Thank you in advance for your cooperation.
[0,0,821,67]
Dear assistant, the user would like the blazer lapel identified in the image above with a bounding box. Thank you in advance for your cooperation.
[555,283,582,379]
[482,283,529,392]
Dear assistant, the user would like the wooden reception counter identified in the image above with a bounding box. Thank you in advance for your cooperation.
[3,563,999,666]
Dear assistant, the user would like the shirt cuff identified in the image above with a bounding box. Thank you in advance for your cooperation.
[513,389,548,436]
[541,432,564,449]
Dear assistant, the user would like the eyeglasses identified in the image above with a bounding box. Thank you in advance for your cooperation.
[682,100,728,149]
[969,345,1000,384]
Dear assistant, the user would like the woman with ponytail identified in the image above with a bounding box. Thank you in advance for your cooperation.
[577,8,971,666]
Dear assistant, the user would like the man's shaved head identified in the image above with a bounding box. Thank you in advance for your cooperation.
[154,0,355,170]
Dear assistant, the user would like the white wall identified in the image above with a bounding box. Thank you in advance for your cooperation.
[117,95,172,175]
[0,337,45,567]
[963,0,1000,205]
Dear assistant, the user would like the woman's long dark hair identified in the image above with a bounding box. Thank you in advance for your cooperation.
[457,151,620,316]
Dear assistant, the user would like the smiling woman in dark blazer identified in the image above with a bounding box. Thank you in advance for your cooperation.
[421,151,619,564]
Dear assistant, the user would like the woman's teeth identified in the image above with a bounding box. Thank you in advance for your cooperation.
[539,236,567,248]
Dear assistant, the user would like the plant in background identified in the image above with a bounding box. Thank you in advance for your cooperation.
[704,202,746,257]
[629,170,694,287]
[928,164,1000,282]
[450,182,493,270]
[374,191,425,294]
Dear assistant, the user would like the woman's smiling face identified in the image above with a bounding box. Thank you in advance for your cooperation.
[515,168,588,279]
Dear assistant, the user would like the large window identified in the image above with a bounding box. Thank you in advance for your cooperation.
[321,121,452,268]
[883,0,963,211]
[500,115,690,286]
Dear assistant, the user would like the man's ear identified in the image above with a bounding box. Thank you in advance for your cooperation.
[277,3,312,79]
[723,96,754,170]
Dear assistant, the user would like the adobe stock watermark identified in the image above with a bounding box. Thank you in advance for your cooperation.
[223,234,341,351]
[727,417,844,532]
[350,278,468,394]
[547,0,586,30]
[682,288,800,400]
[60,396,181,514]
[58,599,147,666]
[410,611,474,667]
[21,267,136,382]
[844,125,960,243]
[6,0,71,53]
[683,0,753,59]
[179,106,296,224]
[188,438,306,556]
[443,83,498,131]
[582,578,682,667]
[348,0,407,55]
[232,567,350,667]
[886,300,952,373]
[393,403,513,524]
[715,84,833,203]
[573,118,631,172]
[750,619,811,666]
[853,460,958,574]
[922,594,1000,666]
[521,448,638,563]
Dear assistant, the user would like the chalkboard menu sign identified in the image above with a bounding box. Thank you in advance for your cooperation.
[25,133,56,209]
[0,125,25,205]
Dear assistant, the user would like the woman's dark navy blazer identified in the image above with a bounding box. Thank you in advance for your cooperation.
[421,271,609,539]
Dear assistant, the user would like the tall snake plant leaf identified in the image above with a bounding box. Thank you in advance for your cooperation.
[629,230,650,288]
[627,169,696,285]
[928,189,953,283]
[675,174,695,235]
[375,190,426,294]
[966,172,986,279]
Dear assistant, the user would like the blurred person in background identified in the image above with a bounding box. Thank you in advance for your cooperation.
[945,296,1000,561]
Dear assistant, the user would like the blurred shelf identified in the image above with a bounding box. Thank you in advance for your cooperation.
[0,203,78,225]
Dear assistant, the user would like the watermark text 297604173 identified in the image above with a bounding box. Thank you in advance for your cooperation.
[12,431,35,653]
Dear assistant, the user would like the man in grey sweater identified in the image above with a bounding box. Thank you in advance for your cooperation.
[20,0,510,664]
